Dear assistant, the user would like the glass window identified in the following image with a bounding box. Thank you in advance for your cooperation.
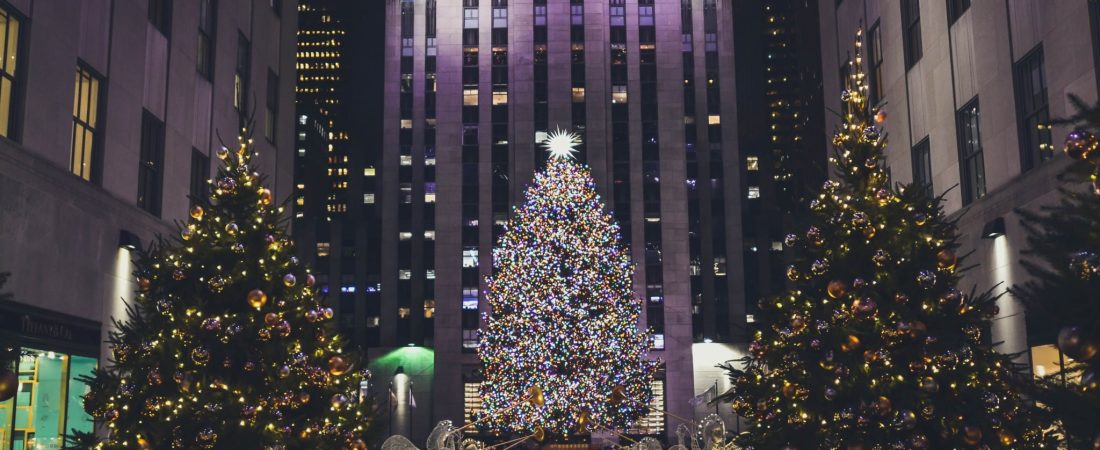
[1015,46,1052,171]
[901,0,922,69]
[148,0,171,36]
[1,348,97,450]
[612,85,627,104]
[463,382,483,424]
[265,69,278,142]
[747,186,760,199]
[70,65,102,182]
[138,110,165,216]
[464,8,479,29]
[957,98,986,204]
[235,33,251,113]
[746,155,759,171]
[0,7,21,140]
[572,87,585,102]
[911,137,932,196]
[947,0,971,24]
[197,0,216,79]
[626,380,665,434]
[463,89,479,106]
[190,148,209,202]
[867,22,884,105]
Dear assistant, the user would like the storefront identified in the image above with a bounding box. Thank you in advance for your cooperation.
[0,301,100,450]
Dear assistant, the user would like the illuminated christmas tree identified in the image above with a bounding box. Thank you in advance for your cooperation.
[720,31,1058,449]
[1013,96,1100,448]
[478,130,658,438]
[76,129,373,450]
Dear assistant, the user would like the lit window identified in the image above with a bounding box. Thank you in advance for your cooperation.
[399,232,412,240]
[714,256,727,276]
[398,307,411,318]
[462,288,479,309]
[424,230,436,240]
[400,155,413,166]
[424,299,436,318]
[464,382,483,425]
[463,248,479,267]
[366,316,380,327]
[298,115,307,125]
[363,193,375,204]
[364,167,376,176]
[651,334,665,350]
[627,380,665,435]
[748,186,760,199]
[71,65,103,181]
[399,270,411,280]
[464,89,479,106]
[426,270,436,280]
[297,148,306,156]
[708,115,721,125]
[746,156,759,171]
[572,87,585,103]
[425,182,437,203]
[493,91,508,105]
[771,241,783,251]
[612,85,627,104]
[401,119,413,129]
[6,348,98,442]
[316,242,331,257]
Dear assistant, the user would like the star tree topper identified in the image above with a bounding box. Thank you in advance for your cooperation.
[543,128,582,161]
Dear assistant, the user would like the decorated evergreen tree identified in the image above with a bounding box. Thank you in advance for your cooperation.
[1012,95,1100,448]
[76,129,373,449]
[719,31,1057,449]
[477,130,657,438]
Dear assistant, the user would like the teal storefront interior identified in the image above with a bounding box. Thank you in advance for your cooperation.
[0,301,101,450]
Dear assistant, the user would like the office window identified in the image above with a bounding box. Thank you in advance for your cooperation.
[70,65,102,182]
[190,149,210,202]
[867,22,884,105]
[746,155,759,171]
[0,7,20,140]
[911,137,932,196]
[1015,46,1052,171]
[235,33,251,113]
[626,380,665,435]
[464,382,483,424]
[747,186,760,199]
[947,0,971,24]
[901,0,922,69]
[957,98,986,205]
[197,0,216,79]
[138,111,166,216]
[265,69,278,142]
[149,0,171,36]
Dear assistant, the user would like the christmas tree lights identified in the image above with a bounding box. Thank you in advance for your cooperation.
[478,136,657,438]
[719,31,1058,449]
[75,129,373,449]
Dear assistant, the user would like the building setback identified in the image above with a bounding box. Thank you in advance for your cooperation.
[0,0,296,445]
[819,0,1099,374]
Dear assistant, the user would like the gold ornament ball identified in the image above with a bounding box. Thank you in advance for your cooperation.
[247,289,268,310]
[259,188,274,205]
[349,439,368,450]
[331,393,349,408]
[283,273,297,287]
[328,355,350,376]
[225,222,239,235]
[264,312,280,326]
[936,249,958,271]
[216,147,230,160]
[997,430,1016,446]
[190,205,204,220]
[826,280,848,299]
[191,347,211,366]
[962,425,983,446]
[874,109,887,124]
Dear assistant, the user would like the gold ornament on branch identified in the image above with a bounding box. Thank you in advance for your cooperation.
[247,289,268,310]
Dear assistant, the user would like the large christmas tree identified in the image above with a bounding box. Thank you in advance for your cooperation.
[478,130,657,438]
[77,130,372,449]
[1012,96,1100,448]
[720,31,1057,449]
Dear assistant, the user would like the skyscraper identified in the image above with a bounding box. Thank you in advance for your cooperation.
[734,0,826,331]
[295,0,384,347]
[381,0,743,440]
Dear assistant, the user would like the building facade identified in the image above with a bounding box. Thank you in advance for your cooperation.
[379,0,745,442]
[819,0,1100,373]
[0,0,296,447]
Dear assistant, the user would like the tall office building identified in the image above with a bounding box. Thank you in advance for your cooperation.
[295,0,384,347]
[734,0,826,328]
[381,0,745,441]
[819,0,1099,374]
[0,0,295,446]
